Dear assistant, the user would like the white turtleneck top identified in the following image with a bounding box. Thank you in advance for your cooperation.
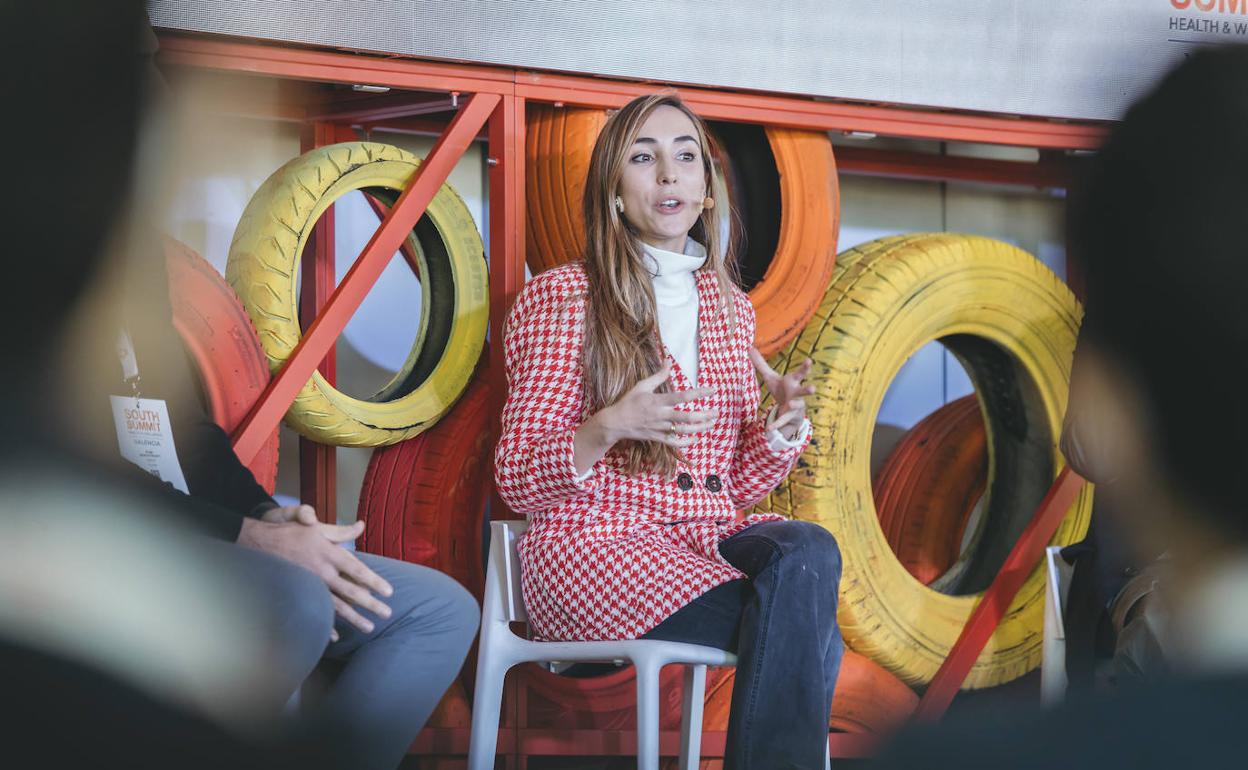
[640,238,707,386]
[640,238,809,452]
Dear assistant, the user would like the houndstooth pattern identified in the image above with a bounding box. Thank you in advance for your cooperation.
[494,263,810,641]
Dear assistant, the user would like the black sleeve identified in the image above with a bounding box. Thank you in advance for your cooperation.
[174,416,278,521]
[111,233,278,539]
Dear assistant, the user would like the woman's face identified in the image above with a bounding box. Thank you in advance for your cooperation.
[617,105,707,253]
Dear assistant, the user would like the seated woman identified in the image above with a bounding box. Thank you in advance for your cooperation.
[494,92,842,769]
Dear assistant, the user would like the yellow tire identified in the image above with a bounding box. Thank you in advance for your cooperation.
[226,141,488,447]
[757,233,1093,689]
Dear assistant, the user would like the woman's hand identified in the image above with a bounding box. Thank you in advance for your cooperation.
[574,363,717,474]
[749,349,815,441]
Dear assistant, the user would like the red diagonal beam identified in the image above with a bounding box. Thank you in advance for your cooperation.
[913,466,1087,722]
[363,193,421,278]
[231,92,501,462]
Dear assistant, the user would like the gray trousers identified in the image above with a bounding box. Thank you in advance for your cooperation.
[216,541,479,770]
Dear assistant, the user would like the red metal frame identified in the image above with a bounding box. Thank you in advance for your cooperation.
[486,91,527,469]
[158,29,1097,763]
[304,91,459,124]
[157,34,1109,149]
[835,146,1076,189]
[514,75,1108,149]
[296,122,355,522]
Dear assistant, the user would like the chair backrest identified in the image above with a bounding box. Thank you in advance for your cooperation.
[1042,544,1073,704]
[485,520,529,624]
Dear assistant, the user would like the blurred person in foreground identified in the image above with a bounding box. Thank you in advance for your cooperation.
[876,46,1248,769]
[0,2,300,766]
[125,21,480,770]
[0,4,478,769]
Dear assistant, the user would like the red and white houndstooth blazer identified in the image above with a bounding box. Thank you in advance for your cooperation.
[494,262,810,641]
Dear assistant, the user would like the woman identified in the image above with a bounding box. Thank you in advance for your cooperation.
[495,92,842,768]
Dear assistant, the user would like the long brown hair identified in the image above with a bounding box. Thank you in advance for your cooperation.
[581,92,740,477]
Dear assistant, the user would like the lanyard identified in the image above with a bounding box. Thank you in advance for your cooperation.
[115,328,143,399]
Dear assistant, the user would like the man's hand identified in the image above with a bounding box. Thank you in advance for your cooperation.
[262,503,362,542]
[239,508,394,642]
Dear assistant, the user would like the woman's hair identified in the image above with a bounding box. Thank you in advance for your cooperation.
[580,92,740,477]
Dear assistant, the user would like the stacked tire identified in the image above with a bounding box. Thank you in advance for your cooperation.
[873,395,987,588]
[165,237,279,492]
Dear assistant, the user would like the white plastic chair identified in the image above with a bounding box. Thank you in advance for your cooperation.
[468,520,737,770]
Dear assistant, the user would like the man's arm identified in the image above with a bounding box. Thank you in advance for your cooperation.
[112,456,249,541]
[174,417,278,519]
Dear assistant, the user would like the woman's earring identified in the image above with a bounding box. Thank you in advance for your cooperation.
[700,196,715,211]
[614,195,624,214]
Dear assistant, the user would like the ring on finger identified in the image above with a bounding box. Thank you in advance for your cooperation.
[667,420,677,438]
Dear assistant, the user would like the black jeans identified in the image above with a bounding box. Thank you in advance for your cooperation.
[642,520,843,769]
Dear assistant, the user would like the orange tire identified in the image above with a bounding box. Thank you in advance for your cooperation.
[525,105,608,274]
[356,376,490,600]
[873,395,988,585]
[165,237,279,494]
[826,650,919,734]
[525,105,839,356]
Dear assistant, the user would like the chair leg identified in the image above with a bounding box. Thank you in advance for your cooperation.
[468,655,510,770]
[678,664,707,770]
[825,730,832,770]
[635,660,662,770]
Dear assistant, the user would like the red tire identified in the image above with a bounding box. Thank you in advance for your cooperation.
[165,237,279,494]
[356,377,490,599]
[872,395,988,586]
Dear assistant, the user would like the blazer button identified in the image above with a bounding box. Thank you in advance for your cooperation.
[705,474,723,493]
[676,472,694,491]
